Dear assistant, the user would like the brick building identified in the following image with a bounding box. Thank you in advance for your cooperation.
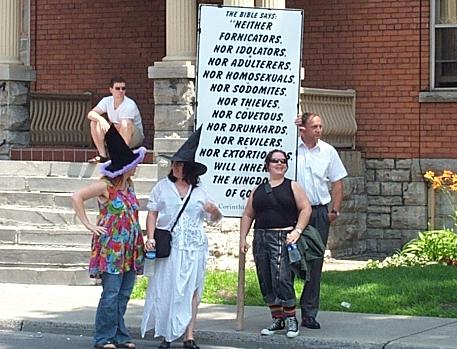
[1,0,457,256]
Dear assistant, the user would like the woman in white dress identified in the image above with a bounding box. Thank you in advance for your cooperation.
[141,128,222,349]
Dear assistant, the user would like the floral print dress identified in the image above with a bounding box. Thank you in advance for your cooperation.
[89,180,144,278]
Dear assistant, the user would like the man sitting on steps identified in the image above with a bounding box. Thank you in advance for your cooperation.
[87,76,144,163]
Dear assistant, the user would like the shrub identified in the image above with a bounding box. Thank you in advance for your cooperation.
[367,229,457,269]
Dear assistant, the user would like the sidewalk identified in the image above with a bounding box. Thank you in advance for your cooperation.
[0,283,456,349]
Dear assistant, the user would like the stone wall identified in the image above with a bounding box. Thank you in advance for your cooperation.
[204,157,457,263]
[0,80,30,159]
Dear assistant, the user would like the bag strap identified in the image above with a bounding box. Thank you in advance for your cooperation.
[265,180,297,226]
[170,186,194,232]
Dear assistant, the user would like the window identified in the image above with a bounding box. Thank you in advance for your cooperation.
[432,0,457,89]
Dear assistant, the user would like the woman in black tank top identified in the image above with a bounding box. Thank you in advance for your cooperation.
[239,149,311,338]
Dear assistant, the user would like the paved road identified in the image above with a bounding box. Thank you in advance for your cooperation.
[0,329,250,349]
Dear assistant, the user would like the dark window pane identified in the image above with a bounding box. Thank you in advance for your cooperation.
[435,28,457,87]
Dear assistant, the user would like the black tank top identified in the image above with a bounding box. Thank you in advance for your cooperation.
[252,178,298,229]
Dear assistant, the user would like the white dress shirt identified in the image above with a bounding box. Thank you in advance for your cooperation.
[296,137,347,206]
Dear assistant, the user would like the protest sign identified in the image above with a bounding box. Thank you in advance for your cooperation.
[195,5,303,217]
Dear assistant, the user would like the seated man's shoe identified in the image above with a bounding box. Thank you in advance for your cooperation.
[88,154,109,163]
[301,316,321,329]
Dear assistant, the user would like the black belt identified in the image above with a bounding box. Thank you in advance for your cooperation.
[312,204,327,209]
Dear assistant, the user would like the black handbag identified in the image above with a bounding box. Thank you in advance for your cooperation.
[154,187,193,258]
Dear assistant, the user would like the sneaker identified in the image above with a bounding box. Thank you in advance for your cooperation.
[260,317,285,336]
[286,316,299,338]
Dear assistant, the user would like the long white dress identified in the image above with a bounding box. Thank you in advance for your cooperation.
[141,178,221,341]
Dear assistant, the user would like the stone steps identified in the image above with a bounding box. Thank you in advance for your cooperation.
[0,266,94,285]
[0,160,156,285]
[0,190,149,210]
[0,225,91,247]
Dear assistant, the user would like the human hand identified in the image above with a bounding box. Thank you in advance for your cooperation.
[240,240,250,254]
[286,229,301,244]
[87,223,106,236]
[204,201,219,215]
[144,238,156,251]
[100,118,111,132]
[294,115,302,126]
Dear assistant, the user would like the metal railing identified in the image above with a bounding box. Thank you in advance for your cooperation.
[300,88,357,149]
[30,92,93,147]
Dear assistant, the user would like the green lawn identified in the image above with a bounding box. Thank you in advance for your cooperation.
[132,264,457,318]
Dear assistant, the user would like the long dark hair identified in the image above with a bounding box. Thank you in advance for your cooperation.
[168,162,200,186]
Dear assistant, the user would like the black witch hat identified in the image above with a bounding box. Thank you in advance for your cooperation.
[100,124,147,178]
[163,126,207,176]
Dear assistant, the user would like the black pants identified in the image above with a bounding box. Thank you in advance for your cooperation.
[300,205,329,318]
[253,229,296,308]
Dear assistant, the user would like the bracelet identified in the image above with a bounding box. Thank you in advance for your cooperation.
[293,228,302,235]
[146,238,155,243]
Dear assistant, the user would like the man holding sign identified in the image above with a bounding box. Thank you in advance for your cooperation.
[295,112,347,329]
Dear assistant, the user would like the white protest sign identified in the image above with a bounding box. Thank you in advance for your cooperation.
[195,5,303,217]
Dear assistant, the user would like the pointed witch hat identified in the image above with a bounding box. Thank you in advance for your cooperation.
[162,126,207,176]
[100,124,147,178]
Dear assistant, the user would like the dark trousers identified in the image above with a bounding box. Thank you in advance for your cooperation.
[253,229,296,308]
[300,205,329,318]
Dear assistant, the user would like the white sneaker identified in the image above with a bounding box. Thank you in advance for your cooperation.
[260,318,285,336]
[286,316,299,338]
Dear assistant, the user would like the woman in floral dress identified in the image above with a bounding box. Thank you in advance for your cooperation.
[72,125,146,349]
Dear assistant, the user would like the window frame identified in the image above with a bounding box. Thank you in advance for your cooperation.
[430,0,457,90]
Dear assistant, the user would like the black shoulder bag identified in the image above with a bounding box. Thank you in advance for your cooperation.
[154,187,194,258]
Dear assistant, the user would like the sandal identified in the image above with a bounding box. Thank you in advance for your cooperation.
[88,155,109,163]
[183,339,200,349]
[117,343,135,349]
[94,343,117,349]
[158,339,171,348]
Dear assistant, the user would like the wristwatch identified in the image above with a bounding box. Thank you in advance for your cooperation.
[330,209,340,217]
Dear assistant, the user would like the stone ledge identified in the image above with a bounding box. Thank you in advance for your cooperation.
[419,91,457,103]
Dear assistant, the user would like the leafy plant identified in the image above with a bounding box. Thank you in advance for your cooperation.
[366,229,457,268]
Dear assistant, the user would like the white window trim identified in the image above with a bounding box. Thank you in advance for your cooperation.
[430,0,457,91]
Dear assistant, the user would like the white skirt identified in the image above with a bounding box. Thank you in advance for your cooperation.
[141,245,208,342]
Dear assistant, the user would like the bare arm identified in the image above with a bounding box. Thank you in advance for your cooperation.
[329,179,344,222]
[287,181,312,244]
[144,210,158,252]
[71,180,108,236]
[87,106,110,132]
[240,190,256,254]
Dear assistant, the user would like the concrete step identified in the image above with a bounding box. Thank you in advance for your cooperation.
[0,160,157,179]
[0,190,149,210]
[0,245,89,266]
[0,225,92,247]
[0,266,95,285]
[0,205,148,226]
[0,176,156,195]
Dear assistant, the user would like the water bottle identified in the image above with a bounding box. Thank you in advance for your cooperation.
[145,250,156,260]
[287,243,301,264]
[144,250,156,278]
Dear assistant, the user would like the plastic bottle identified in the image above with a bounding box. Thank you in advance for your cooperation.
[287,243,301,264]
[144,250,156,278]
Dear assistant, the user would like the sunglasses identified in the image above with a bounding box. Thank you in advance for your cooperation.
[114,86,126,91]
[270,158,287,164]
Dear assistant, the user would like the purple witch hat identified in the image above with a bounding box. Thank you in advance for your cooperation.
[99,125,146,178]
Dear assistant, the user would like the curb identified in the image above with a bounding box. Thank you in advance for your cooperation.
[0,318,407,349]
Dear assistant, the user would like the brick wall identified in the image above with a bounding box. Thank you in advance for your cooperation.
[30,0,166,148]
[287,0,457,159]
[29,0,457,158]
